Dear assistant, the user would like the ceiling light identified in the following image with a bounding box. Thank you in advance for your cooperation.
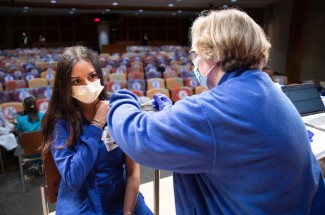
[24,6,29,10]
[138,9,143,13]
[51,0,56,3]
[231,0,237,2]
[112,2,118,6]
[71,8,76,11]
[105,9,110,12]
[168,3,174,7]
[177,10,182,13]
[223,4,228,8]
[69,11,74,14]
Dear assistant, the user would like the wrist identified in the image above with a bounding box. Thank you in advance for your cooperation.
[123,212,133,215]
[92,119,105,128]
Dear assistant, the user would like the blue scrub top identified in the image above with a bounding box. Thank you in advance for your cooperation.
[52,119,152,215]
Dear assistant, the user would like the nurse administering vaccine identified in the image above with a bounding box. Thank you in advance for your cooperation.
[108,9,325,214]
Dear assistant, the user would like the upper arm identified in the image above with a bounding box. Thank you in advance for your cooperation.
[108,90,215,173]
[125,155,140,179]
[51,121,101,190]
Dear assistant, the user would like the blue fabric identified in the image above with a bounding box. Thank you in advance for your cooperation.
[16,112,44,133]
[52,118,152,215]
[108,69,325,214]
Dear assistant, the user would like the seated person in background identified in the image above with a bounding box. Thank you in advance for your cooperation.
[16,96,44,133]
[16,96,44,173]
[0,107,18,151]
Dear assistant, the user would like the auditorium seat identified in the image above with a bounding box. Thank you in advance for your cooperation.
[171,86,193,102]
[147,78,165,90]
[146,88,170,100]
[166,77,184,91]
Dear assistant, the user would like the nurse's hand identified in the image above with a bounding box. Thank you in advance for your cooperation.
[152,94,172,111]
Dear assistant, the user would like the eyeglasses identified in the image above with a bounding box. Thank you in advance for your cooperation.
[189,50,200,66]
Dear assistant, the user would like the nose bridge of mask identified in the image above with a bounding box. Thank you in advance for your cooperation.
[72,79,100,95]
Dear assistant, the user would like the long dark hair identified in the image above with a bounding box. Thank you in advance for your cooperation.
[23,96,39,123]
[41,46,108,158]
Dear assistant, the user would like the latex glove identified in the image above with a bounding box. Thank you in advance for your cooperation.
[152,94,172,111]
[307,130,314,142]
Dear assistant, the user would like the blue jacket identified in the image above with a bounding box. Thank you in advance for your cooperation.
[108,70,325,214]
[51,119,151,215]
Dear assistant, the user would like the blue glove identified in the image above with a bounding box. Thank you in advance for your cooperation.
[307,130,314,142]
[152,94,172,111]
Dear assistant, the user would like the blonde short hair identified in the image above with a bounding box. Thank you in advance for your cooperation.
[190,9,271,72]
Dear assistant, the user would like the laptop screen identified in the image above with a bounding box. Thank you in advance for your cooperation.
[281,84,325,115]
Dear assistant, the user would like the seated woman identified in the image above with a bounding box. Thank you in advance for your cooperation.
[16,96,44,173]
[16,96,44,133]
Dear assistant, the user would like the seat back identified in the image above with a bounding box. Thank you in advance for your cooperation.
[44,152,61,203]
[127,79,146,91]
[166,77,184,90]
[146,88,170,99]
[0,102,23,122]
[0,91,10,103]
[19,130,43,156]
[106,81,127,93]
[171,86,193,102]
[109,73,126,82]
[147,78,165,90]
[195,85,208,94]
[28,78,48,89]
[184,77,199,88]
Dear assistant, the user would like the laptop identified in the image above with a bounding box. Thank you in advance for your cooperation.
[281,83,325,131]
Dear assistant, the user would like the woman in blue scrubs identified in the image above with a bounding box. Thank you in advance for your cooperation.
[108,9,325,214]
[41,46,152,215]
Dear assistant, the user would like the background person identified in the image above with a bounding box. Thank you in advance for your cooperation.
[108,9,325,214]
[41,46,152,215]
[0,107,18,152]
[16,96,44,133]
[16,96,45,173]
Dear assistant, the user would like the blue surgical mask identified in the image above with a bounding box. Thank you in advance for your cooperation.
[193,61,216,89]
[193,65,208,88]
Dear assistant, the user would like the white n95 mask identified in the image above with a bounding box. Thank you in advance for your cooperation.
[72,79,104,104]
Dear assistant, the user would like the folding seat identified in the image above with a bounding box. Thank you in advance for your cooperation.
[165,77,184,91]
[195,86,208,94]
[127,79,146,92]
[147,78,165,90]
[130,90,144,97]
[109,73,127,83]
[28,78,48,89]
[0,91,10,103]
[17,130,43,192]
[146,70,162,79]
[5,80,27,91]
[128,72,145,81]
[36,98,50,113]
[13,88,37,102]
[171,86,193,102]
[0,102,23,123]
[146,88,170,100]
[37,86,53,99]
[106,81,127,93]
[184,77,199,89]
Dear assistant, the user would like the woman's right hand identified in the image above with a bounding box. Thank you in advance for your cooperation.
[93,100,110,127]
